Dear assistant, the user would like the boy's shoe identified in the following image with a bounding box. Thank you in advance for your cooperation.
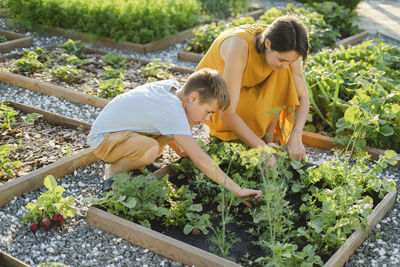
[103,178,115,192]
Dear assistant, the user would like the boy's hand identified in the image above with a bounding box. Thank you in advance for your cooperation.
[236,188,262,208]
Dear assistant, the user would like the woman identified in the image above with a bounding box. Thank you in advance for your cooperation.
[196,16,310,167]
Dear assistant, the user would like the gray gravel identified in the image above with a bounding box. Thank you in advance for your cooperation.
[1,1,400,266]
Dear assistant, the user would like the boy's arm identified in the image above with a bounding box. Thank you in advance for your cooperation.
[173,134,262,199]
[168,140,187,157]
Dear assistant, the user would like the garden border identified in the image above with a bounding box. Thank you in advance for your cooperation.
[0,46,193,109]
[86,165,398,267]
[0,29,33,53]
[0,101,97,207]
[0,250,30,267]
[177,30,369,63]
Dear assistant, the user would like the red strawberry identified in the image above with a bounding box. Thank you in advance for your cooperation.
[30,223,39,232]
[191,229,200,235]
[42,218,51,230]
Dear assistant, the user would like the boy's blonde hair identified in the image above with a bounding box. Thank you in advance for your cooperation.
[182,68,230,111]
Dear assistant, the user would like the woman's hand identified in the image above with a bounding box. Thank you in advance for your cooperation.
[286,131,306,161]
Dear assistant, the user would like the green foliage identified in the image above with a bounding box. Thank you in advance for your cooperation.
[296,0,363,11]
[0,144,23,178]
[97,77,126,98]
[306,39,400,151]
[186,16,255,54]
[198,0,252,20]
[0,35,7,42]
[102,53,126,69]
[140,59,172,82]
[13,50,44,73]
[88,171,204,229]
[61,39,86,59]
[298,152,397,256]
[62,54,83,66]
[23,175,75,224]
[307,1,360,38]
[8,0,201,44]
[51,65,84,83]
[101,66,125,80]
[0,104,18,130]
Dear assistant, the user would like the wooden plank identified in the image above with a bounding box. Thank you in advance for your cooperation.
[87,207,241,267]
[0,30,33,53]
[324,189,398,267]
[0,148,97,207]
[178,50,204,63]
[0,71,109,109]
[0,102,98,207]
[0,251,30,267]
[6,101,92,130]
[336,30,369,47]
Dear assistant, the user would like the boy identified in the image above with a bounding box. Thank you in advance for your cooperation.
[87,68,262,201]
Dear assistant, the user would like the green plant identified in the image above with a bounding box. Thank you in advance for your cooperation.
[140,59,172,82]
[97,77,126,98]
[0,35,7,42]
[51,65,84,83]
[8,0,201,44]
[0,144,22,178]
[296,0,362,11]
[102,66,125,80]
[198,0,252,20]
[0,103,18,130]
[62,54,83,66]
[61,39,86,59]
[22,175,76,229]
[102,53,126,69]
[13,50,44,73]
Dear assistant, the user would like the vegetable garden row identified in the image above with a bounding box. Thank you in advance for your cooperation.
[0,0,399,266]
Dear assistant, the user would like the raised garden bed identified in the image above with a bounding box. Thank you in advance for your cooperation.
[0,249,29,267]
[0,29,32,53]
[87,150,398,266]
[0,101,97,207]
[0,44,193,109]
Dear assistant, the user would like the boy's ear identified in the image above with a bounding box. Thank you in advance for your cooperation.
[189,91,200,104]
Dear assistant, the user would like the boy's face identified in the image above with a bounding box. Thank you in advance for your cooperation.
[185,92,219,127]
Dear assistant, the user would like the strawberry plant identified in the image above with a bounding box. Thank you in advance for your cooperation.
[0,144,23,179]
[12,50,44,73]
[140,59,173,82]
[51,65,84,83]
[102,53,126,69]
[101,66,125,80]
[0,35,7,42]
[0,103,18,130]
[23,175,75,231]
[97,77,126,98]
[61,39,86,59]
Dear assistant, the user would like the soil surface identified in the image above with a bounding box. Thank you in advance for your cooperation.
[0,107,88,185]
[0,46,191,99]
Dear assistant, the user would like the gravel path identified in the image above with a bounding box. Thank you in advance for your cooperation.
[1,1,400,266]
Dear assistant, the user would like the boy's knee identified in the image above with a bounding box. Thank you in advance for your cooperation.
[140,144,159,166]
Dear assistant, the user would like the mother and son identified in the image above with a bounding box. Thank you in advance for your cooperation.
[87,15,310,202]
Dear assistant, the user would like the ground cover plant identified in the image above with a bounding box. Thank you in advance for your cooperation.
[0,40,190,99]
[185,2,361,55]
[0,35,7,42]
[7,0,201,44]
[305,38,400,152]
[0,103,88,185]
[89,138,397,265]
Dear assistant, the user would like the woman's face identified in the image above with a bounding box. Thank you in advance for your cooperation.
[264,40,300,71]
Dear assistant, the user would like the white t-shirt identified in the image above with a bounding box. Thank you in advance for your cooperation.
[87,80,191,149]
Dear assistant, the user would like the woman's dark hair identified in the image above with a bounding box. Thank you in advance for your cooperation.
[255,15,309,66]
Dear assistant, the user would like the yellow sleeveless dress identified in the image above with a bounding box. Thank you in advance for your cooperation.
[196,24,299,144]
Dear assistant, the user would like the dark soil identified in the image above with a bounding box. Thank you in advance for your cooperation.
[0,106,88,185]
